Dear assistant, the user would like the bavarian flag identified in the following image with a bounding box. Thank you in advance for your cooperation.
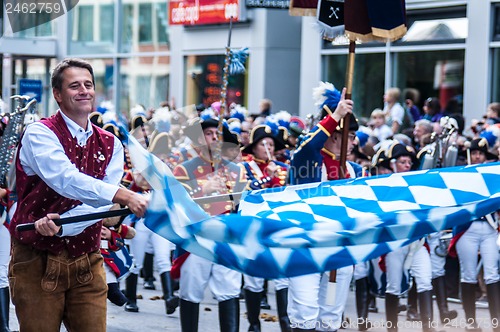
[316,0,407,42]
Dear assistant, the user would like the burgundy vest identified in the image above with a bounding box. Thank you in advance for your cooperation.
[10,112,116,257]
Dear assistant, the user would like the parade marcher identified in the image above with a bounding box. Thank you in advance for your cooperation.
[288,85,358,332]
[450,137,500,332]
[426,231,458,323]
[123,130,180,315]
[354,261,378,331]
[374,142,438,332]
[100,207,136,306]
[173,116,248,332]
[241,124,290,332]
[123,175,178,315]
[8,58,148,332]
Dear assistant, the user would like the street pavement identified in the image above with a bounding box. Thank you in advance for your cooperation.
[7,278,495,331]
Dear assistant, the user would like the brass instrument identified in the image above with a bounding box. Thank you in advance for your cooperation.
[0,96,37,187]
[434,232,452,258]
[305,113,321,133]
[418,116,458,170]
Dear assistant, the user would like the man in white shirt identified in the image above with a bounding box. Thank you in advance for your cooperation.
[8,58,148,332]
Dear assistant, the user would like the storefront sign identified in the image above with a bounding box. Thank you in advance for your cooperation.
[246,0,289,9]
[169,0,241,25]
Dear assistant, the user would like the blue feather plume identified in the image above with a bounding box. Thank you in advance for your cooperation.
[229,48,249,75]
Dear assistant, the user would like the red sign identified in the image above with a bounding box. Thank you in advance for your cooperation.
[169,0,240,26]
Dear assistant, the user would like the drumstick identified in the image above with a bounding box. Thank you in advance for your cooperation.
[464,141,471,165]
[262,139,273,161]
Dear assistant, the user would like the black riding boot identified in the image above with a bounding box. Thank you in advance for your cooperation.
[418,290,441,332]
[180,299,200,332]
[107,282,128,306]
[432,276,457,323]
[260,280,271,309]
[407,281,420,321]
[355,277,372,331]
[219,298,240,332]
[461,283,482,332]
[142,252,156,290]
[0,287,10,332]
[276,288,291,332]
[385,293,399,332]
[368,294,378,313]
[486,281,500,332]
[245,289,262,332]
[125,273,139,312]
[160,272,179,314]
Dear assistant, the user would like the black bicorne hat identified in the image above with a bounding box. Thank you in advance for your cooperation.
[183,117,236,145]
[466,138,498,161]
[382,142,419,170]
[90,111,103,128]
[241,124,287,155]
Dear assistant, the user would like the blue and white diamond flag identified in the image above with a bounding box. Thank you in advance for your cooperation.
[123,132,500,278]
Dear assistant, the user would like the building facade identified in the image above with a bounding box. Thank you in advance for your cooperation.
[0,0,498,128]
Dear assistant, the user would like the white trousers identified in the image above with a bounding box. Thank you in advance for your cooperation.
[129,219,175,275]
[179,253,241,303]
[288,266,353,331]
[243,275,289,292]
[427,231,446,279]
[385,243,432,295]
[0,225,10,288]
[456,221,499,284]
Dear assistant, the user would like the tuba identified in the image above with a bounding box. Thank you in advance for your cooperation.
[0,96,37,187]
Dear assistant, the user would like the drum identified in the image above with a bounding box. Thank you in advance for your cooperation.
[108,239,135,281]
[435,232,452,258]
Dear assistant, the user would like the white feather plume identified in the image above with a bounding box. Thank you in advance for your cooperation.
[130,104,146,118]
[312,81,335,107]
[152,107,172,133]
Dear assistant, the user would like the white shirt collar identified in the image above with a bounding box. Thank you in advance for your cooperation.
[59,110,93,146]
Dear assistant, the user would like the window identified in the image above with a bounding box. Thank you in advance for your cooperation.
[494,4,500,41]
[492,49,500,103]
[184,55,247,108]
[398,7,467,44]
[322,53,385,118]
[155,2,169,45]
[395,50,464,115]
[77,5,94,42]
[120,56,170,114]
[14,12,55,37]
[100,4,114,43]
[402,17,467,42]
[121,4,134,52]
[139,3,152,43]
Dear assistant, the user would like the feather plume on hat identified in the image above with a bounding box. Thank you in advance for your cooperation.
[264,116,280,136]
[229,104,247,122]
[273,110,292,128]
[130,104,147,118]
[312,81,341,119]
[152,107,172,134]
[227,118,242,134]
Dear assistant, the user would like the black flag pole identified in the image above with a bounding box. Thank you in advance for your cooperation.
[16,208,133,232]
[16,191,247,232]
